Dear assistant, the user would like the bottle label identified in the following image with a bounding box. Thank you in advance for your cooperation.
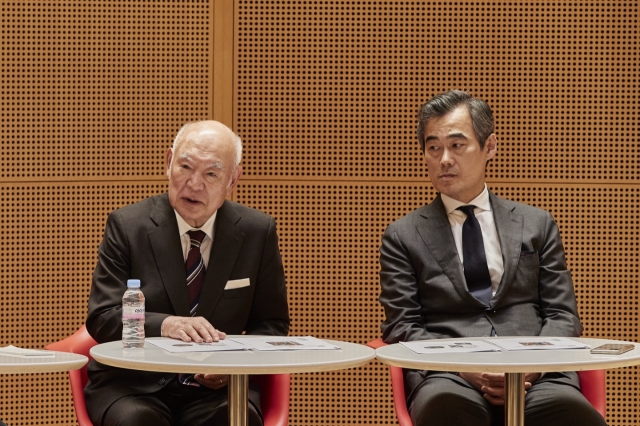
[122,306,145,320]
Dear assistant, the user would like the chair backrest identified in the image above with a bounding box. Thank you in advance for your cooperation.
[46,326,291,426]
[45,325,97,426]
[251,373,291,426]
[577,369,607,418]
[367,338,606,425]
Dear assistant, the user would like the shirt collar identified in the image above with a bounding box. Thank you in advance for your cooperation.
[174,210,217,240]
[441,184,491,215]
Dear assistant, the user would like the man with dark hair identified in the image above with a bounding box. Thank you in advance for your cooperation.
[85,120,290,426]
[379,90,606,426]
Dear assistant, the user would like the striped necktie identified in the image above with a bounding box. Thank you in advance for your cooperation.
[186,230,206,317]
[179,230,207,387]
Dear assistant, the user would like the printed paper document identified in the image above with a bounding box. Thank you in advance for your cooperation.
[231,336,340,351]
[487,337,589,351]
[145,337,249,353]
[0,345,55,358]
[400,340,500,354]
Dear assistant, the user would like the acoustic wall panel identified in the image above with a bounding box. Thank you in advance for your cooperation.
[2,2,211,419]
[234,2,638,423]
[236,0,638,182]
[0,183,166,425]
[235,182,639,425]
[0,0,638,425]
[1,1,212,181]
[0,373,73,426]
[236,182,410,425]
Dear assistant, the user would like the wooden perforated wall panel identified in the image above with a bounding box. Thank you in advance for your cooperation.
[235,1,639,425]
[1,1,638,425]
[1,1,212,424]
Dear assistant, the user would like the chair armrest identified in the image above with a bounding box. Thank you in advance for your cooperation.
[367,338,413,426]
[577,369,606,419]
[366,337,386,349]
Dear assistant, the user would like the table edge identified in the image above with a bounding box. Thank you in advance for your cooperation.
[374,337,640,373]
[90,338,376,375]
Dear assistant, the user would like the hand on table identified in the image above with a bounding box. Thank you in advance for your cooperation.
[194,373,229,390]
[161,316,227,343]
[458,372,542,406]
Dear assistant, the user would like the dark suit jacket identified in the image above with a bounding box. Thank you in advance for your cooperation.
[379,191,582,403]
[84,194,290,421]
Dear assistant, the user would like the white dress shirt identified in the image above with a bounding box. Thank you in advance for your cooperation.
[174,211,217,269]
[441,185,504,296]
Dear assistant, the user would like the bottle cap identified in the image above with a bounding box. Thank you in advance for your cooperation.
[127,279,141,288]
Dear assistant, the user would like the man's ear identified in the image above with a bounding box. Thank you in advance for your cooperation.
[226,165,243,195]
[165,148,173,179]
[484,134,497,160]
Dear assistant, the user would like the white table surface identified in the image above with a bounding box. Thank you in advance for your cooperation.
[375,336,640,426]
[91,336,375,426]
[0,351,88,374]
[90,336,376,375]
[375,337,640,373]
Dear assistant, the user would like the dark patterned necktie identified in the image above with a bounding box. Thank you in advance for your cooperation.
[179,230,207,387]
[457,205,492,306]
[186,230,206,317]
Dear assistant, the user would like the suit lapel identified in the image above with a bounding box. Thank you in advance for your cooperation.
[196,202,244,319]
[490,192,523,303]
[148,194,191,316]
[415,195,472,301]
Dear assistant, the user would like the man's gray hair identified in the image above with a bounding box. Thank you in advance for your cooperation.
[417,90,494,153]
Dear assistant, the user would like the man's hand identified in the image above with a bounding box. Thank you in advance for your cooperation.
[161,316,226,343]
[194,373,229,390]
[458,372,542,406]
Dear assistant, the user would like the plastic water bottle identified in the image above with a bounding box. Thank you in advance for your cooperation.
[122,279,145,348]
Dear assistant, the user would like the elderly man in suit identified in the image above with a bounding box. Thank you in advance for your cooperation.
[85,120,290,426]
[379,91,606,426]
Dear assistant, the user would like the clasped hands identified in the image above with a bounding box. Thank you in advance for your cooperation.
[161,315,229,391]
[459,372,542,406]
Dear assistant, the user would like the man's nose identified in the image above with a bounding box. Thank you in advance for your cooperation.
[440,149,454,166]
[187,174,204,190]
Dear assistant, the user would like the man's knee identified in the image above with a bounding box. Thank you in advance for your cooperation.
[409,378,491,426]
[102,396,171,426]
[205,408,263,426]
[526,383,607,426]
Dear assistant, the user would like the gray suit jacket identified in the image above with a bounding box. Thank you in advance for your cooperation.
[85,194,290,421]
[379,191,582,402]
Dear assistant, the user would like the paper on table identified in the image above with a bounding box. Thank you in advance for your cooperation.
[145,337,249,353]
[230,336,341,351]
[486,337,589,351]
[400,340,501,355]
[0,345,55,358]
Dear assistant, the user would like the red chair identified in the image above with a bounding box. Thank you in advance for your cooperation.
[251,373,290,426]
[47,325,290,426]
[367,338,606,425]
[46,326,95,426]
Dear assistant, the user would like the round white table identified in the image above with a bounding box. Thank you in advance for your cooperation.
[0,351,87,374]
[91,336,375,426]
[374,337,640,426]
[0,350,87,426]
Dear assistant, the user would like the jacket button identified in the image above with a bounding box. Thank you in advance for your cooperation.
[158,378,166,386]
